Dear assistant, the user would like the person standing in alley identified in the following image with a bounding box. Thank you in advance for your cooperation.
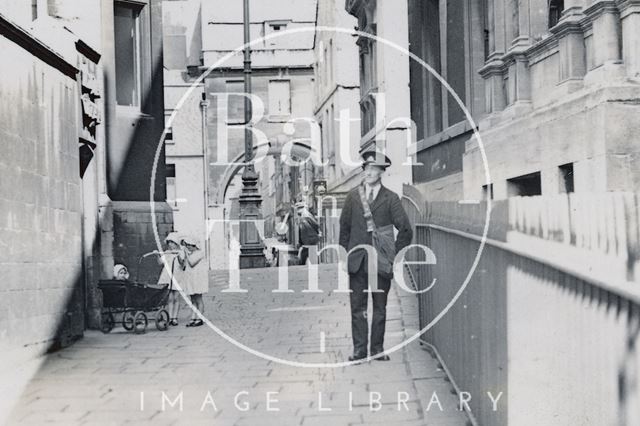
[181,235,207,327]
[296,202,320,265]
[154,232,184,326]
[339,149,413,362]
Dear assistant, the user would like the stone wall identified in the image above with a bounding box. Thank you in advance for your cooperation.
[0,32,83,365]
[112,202,174,285]
[464,84,640,200]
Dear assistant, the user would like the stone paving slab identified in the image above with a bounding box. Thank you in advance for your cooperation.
[7,265,470,426]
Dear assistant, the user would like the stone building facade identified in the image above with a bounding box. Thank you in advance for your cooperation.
[0,8,87,370]
[465,0,640,199]
[162,0,208,265]
[313,0,360,261]
[345,0,413,195]
[0,0,172,394]
[196,0,318,269]
[406,0,640,201]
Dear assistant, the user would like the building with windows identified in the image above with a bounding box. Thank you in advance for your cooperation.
[161,0,208,263]
[162,0,318,269]
[406,0,640,200]
[345,0,413,195]
[312,0,360,260]
[0,0,171,415]
[406,0,486,201]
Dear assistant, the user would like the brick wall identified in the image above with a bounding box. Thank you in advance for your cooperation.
[0,34,83,365]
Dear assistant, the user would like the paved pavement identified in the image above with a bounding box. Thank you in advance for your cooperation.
[7,265,470,425]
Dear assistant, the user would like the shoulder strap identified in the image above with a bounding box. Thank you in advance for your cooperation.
[358,185,376,233]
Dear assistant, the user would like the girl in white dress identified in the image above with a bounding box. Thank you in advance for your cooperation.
[181,235,207,327]
[155,232,185,326]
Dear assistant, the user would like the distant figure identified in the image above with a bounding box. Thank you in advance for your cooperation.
[113,264,130,281]
[296,202,320,265]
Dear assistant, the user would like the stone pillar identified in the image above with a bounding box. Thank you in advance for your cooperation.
[514,0,530,47]
[375,0,413,191]
[550,8,587,85]
[584,1,624,82]
[208,205,227,270]
[617,0,640,78]
[492,0,508,57]
[479,61,507,114]
[529,0,550,39]
[479,0,508,117]
[504,50,531,112]
[506,0,520,46]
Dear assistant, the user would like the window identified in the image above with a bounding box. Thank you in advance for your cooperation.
[323,46,329,83]
[165,127,173,144]
[266,20,290,47]
[328,39,334,86]
[114,2,142,107]
[31,0,38,20]
[166,164,177,207]
[225,80,245,124]
[268,21,288,32]
[318,120,325,167]
[408,0,487,138]
[558,163,574,193]
[329,104,335,159]
[268,80,291,117]
[548,0,564,29]
[356,5,377,137]
[482,183,494,200]
[507,172,542,197]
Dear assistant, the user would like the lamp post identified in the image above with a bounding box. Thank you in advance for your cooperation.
[238,0,266,268]
[200,92,210,267]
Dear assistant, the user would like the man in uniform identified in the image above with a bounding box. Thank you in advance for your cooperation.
[339,149,413,362]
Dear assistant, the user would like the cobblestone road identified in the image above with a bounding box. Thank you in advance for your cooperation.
[8,265,470,425]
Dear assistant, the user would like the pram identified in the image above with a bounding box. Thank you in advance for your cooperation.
[99,252,174,334]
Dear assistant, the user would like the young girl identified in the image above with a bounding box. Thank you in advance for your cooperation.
[181,235,207,327]
[156,232,184,326]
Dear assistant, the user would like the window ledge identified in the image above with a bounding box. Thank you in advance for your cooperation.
[414,121,475,153]
[116,105,154,119]
[267,114,291,123]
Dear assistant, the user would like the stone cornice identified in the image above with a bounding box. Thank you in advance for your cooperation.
[503,44,530,67]
[550,9,586,38]
[524,34,559,62]
[478,58,506,78]
[616,0,640,17]
[583,0,620,20]
[76,39,101,64]
[0,12,78,80]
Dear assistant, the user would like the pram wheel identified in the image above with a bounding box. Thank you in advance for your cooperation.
[155,309,170,331]
[122,311,135,331]
[101,312,115,333]
[134,311,148,334]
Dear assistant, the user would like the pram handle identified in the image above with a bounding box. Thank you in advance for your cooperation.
[136,250,180,283]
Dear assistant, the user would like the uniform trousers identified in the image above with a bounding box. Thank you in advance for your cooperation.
[349,263,391,357]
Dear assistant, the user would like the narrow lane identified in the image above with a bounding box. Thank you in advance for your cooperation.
[9,265,470,425]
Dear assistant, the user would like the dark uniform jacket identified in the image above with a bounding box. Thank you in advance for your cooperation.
[339,185,413,274]
[299,215,320,245]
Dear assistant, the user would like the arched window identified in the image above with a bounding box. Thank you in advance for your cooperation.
[548,0,564,28]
